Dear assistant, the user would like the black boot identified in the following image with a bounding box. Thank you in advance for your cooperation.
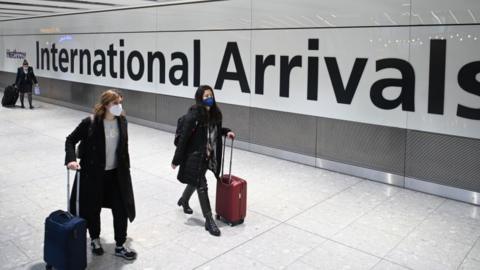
[198,187,220,236]
[205,216,220,236]
[177,185,195,214]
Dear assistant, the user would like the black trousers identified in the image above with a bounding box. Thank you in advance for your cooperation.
[87,169,128,246]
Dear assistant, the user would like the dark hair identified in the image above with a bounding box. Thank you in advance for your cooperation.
[23,59,28,66]
[194,85,222,123]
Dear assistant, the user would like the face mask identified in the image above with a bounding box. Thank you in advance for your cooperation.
[23,66,28,71]
[109,104,122,116]
[202,97,214,107]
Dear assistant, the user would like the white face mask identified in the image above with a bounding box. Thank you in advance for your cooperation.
[109,104,122,116]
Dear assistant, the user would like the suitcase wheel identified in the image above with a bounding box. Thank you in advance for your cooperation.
[230,219,244,226]
[46,264,53,270]
[215,214,220,220]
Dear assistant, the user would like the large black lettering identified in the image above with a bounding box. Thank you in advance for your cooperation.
[70,49,78,73]
[79,49,91,75]
[50,43,58,72]
[169,52,188,86]
[107,44,118,78]
[147,51,165,83]
[255,55,275,95]
[307,38,319,100]
[370,58,415,111]
[58,48,69,72]
[428,39,447,114]
[93,50,106,77]
[280,55,302,97]
[307,56,319,100]
[457,61,480,120]
[41,48,50,70]
[194,39,200,87]
[36,41,39,69]
[325,57,368,104]
[119,39,125,79]
[127,50,145,81]
[215,42,250,93]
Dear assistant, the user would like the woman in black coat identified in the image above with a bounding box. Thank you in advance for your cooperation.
[14,59,38,109]
[65,89,137,260]
[172,85,235,236]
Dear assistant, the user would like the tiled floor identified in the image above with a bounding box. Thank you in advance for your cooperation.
[1,96,480,270]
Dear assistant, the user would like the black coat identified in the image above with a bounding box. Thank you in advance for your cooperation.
[172,106,231,186]
[65,115,135,222]
[15,67,37,93]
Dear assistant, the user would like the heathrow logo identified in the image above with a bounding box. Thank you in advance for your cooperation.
[6,49,27,59]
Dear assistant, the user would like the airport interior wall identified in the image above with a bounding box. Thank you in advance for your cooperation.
[1,0,479,204]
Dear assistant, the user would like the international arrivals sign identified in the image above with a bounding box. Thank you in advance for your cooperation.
[1,28,479,139]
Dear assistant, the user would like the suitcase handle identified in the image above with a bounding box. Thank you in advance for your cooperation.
[221,136,234,184]
[67,168,80,216]
[51,210,74,223]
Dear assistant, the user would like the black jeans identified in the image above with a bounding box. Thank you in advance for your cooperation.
[87,169,128,246]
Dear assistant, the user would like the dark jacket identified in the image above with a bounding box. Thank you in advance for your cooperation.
[65,115,135,222]
[172,105,231,186]
[15,66,37,93]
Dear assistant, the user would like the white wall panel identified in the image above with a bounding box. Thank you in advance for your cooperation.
[155,0,251,31]
[252,0,411,28]
[407,25,480,139]
[411,0,480,24]
[0,8,157,35]
[1,0,479,139]
[2,35,34,72]
[250,27,410,129]
[1,31,252,104]
[0,0,251,35]
[0,36,5,72]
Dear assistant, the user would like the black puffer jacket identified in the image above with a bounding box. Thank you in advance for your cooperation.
[15,66,37,93]
[172,105,231,186]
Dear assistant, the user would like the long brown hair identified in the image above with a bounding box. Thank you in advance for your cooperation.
[94,89,123,118]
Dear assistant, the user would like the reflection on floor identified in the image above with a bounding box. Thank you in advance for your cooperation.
[1,96,480,270]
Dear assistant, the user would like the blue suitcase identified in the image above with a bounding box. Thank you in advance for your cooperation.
[44,169,87,270]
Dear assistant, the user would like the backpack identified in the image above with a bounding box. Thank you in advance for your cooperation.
[174,114,198,146]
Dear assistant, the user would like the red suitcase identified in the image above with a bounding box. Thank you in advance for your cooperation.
[215,138,247,226]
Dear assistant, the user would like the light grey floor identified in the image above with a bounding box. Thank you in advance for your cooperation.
[1,96,480,270]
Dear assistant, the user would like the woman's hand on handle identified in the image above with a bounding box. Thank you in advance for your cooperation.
[67,161,81,170]
[227,131,236,140]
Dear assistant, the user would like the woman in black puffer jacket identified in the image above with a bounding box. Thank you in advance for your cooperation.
[171,85,235,236]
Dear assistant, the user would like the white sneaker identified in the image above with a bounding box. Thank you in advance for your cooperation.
[115,245,137,260]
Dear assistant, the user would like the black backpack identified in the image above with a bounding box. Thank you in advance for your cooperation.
[174,114,198,146]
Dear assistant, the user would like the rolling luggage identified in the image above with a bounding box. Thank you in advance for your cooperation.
[215,137,247,226]
[44,169,87,270]
[1,85,18,107]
